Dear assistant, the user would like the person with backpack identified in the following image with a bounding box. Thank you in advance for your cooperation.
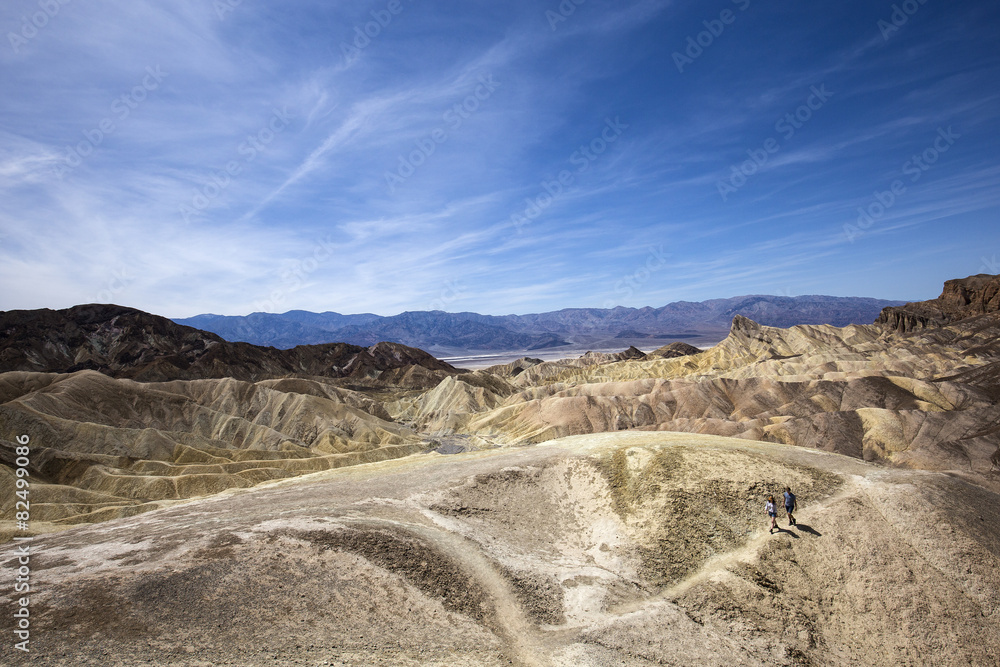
[766,495,778,534]
[784,487,797,526]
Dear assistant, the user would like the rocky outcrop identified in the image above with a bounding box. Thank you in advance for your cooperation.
[482,357,544,378]
[646,341,702,359]
[877,273,1000,333]
[937,273,1000,315]
[876,307,936,334]
[616,345,647,361]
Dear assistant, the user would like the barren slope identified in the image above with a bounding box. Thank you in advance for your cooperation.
[0,370,432,533]
[4,432,998,666]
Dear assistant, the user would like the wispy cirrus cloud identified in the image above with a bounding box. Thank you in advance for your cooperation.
[1,0,998,317]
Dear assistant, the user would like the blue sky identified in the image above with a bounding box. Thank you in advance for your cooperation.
[1,0,998,318]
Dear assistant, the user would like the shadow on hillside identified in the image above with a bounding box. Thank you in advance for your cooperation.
[793,523,822,536]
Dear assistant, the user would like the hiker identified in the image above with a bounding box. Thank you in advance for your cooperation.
[784,487,797,526]
[766,495,778,534]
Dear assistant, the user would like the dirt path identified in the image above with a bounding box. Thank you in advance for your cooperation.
[345,515,550,667]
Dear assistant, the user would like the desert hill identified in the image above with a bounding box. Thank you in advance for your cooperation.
[0,304,457,384]
[4,432,999,666]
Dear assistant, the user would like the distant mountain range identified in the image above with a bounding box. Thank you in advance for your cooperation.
[175,295,907,353]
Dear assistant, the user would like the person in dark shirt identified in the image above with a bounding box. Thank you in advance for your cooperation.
[784,487,797,526]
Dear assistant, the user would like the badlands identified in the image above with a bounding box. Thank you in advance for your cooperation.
[2,274,999,665]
